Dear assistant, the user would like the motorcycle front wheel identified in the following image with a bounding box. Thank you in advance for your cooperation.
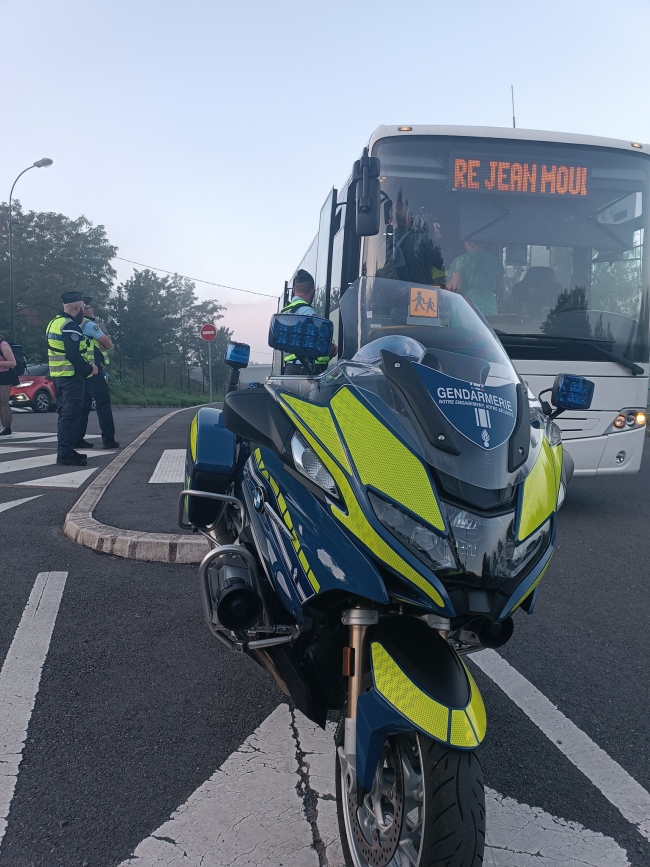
[336,731,485,867]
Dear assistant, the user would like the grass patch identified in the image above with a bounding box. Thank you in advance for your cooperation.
[109,382,217,407]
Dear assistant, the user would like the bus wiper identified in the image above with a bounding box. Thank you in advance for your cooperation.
[499,333,644,376]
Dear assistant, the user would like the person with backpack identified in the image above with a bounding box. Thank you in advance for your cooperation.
[0,335,17,437]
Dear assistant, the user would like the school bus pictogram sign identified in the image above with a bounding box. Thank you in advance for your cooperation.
[409,287,438,318]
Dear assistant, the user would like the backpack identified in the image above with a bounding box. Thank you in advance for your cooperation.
[10,344,27,377]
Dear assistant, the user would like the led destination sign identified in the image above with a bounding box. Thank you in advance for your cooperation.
[451,155,589,197]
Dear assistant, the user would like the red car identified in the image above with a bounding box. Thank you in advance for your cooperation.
[9,363,57,413]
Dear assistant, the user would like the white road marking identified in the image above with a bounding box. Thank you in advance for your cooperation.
[119,705,319,867]
[0,447,37,455]
[120,705,630,867]
[0,450,111,477]
[0,571,67,846]
[24,435,102,445]
[0,432,56,440]
[17,467,99,489]
[148,449,185,483]
[0,496,43,513]
[472,649,650,843]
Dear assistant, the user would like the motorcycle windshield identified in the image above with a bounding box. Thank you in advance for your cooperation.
[273,277,542,491]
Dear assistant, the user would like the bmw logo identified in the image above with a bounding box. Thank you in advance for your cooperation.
[253,486,265,512]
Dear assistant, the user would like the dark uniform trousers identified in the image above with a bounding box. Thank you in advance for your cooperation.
[54,377,86,459]
[77,369,116,445]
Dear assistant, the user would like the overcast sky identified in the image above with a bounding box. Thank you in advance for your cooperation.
[2,0,650,358]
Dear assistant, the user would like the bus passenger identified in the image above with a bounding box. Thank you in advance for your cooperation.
[447,240,505,316]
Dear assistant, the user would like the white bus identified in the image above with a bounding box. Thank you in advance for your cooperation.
[284,125,649,476]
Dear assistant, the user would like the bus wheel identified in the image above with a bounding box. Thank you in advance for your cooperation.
[336,731,485,867]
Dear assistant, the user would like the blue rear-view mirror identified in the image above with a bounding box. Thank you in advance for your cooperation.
[224,342,250,369]
[268,313,333,360]
[551,374,594,410]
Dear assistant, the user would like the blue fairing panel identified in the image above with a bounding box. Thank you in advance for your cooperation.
[245,447,388,620]
[185,407,237,526]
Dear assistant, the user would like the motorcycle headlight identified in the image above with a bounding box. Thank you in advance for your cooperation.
[368,491,455,572]
[291,432,338,497]
[447,505,551,582]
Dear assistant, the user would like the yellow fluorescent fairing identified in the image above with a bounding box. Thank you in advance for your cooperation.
[371,642,485,747]
[280,405,445,608]
[253,448,320,593]
[282,395,351,472]
[330,388,445,532]
[189,414,198,462]
[518,438,560,541]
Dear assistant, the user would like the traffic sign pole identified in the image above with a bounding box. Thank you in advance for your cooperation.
[208,339,212,403]
[199,323,218,405]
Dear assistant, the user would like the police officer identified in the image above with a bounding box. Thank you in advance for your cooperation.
[75,296,120,450]
[281,270,336,373]
[46,291,96,466]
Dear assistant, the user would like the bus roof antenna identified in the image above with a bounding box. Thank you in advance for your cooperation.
[511,85,516,129]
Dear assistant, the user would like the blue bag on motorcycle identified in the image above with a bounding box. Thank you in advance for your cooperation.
[185,407,236,526]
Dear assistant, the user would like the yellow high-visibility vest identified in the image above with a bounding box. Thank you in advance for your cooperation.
[46,315,89,378]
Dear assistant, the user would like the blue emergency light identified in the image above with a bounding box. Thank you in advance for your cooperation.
[224,342,250,369]
[268,313,333,359]
[551,374,595,411]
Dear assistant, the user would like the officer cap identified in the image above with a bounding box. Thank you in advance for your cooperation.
[82,295,93,305]
[61,291,84,304]
[293,269,314,288]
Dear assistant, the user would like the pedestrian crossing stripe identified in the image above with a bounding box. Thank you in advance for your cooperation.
[16,467,99,489]
[149,450,186,483]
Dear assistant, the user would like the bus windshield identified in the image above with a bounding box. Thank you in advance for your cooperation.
[362,137,650,364]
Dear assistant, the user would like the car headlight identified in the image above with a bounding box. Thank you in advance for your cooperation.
[15,381,33,388]
[291,432,338,497]
[368,491,456,572]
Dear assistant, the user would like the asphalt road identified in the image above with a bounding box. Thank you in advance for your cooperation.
[1,406,649,865]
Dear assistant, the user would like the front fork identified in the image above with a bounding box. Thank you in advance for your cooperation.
[340,606,378,788]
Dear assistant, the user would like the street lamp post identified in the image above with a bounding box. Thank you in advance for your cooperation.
[8,158,53,342]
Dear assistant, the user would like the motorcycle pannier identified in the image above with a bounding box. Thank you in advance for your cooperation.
[185,407,236,526]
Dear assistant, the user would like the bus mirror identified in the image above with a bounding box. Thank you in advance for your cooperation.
[551,374,595,411]
[268,313,333,359]
[353,148,381,236]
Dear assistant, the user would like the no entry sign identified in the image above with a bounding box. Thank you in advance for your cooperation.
[200,323,217,341]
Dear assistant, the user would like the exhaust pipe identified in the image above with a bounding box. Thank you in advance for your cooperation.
[213,564,263,631]
[476,616,514,649]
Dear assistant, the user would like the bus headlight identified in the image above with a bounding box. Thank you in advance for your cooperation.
[610,410,645,432]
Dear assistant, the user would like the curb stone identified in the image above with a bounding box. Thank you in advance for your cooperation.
[63,406,210,563]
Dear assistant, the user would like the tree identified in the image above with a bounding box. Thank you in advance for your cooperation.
[0,201,116,358]
[108,269,232,390]
[108,269,177,360]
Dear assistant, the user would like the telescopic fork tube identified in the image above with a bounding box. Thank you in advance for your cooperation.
[341,607,378,764]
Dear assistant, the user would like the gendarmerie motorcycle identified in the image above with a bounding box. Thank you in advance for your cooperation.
[179,275,593,867]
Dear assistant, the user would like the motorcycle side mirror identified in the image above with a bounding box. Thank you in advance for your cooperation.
[540,374,595,417]
[352,147,381,236]
[268,313,333,359]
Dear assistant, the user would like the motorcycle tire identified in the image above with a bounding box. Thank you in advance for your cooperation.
[336,730,485,867]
